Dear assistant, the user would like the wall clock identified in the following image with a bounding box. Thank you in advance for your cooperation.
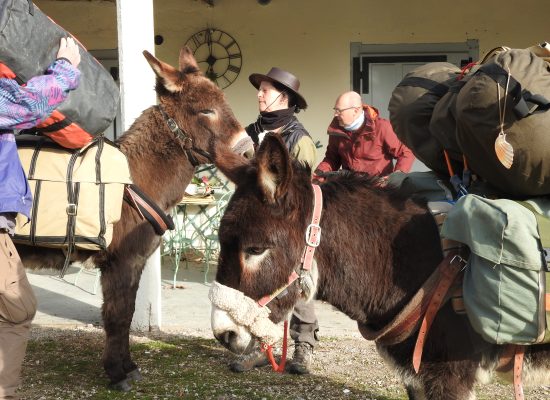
[185,28,242,89]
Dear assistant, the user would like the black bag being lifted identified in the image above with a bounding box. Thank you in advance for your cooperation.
[0,0,119,149]
[455,46,550,197]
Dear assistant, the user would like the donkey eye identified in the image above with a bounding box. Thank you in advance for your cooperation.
[245,247,266,256]
[199,109,215,115]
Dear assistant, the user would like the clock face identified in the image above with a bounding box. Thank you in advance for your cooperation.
[185,28,242,89]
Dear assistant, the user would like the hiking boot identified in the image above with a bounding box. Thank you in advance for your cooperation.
[286,342,313,375]
[229,348,269,373]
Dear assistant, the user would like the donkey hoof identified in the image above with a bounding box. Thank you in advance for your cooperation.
[109,378,132,392]
[127,368,143,382]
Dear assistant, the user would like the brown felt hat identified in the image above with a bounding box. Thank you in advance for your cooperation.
[249,67,307,110]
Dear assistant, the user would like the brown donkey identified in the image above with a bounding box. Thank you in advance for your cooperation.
[16,47,253,391]
[210,133,550,399]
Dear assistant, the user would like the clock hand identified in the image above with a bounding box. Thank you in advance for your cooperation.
[214,55,239,61]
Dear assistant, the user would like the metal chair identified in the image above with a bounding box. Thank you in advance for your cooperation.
[162,206,193,288]
[194,190,234,284]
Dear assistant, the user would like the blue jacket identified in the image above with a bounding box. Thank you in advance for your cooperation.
[0,59,80,219]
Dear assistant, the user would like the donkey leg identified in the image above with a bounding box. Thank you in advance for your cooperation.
[100,262,141,390]
[405,384,426,400]
[421,362,477,400]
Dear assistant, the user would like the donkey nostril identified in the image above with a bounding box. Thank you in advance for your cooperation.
[223,330,237,347]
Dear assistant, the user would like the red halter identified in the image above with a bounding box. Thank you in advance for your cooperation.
[258,184,323,372]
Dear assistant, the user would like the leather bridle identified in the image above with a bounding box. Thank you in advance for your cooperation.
[157,104,213,167]
[257,184,323,372]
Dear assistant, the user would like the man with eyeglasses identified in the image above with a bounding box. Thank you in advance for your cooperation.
[314,91,414,184]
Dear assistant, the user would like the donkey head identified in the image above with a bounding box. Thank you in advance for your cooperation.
[143,47,253,163]
[211,134,318,354]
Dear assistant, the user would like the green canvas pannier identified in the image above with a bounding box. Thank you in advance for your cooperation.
[442,195,550,344]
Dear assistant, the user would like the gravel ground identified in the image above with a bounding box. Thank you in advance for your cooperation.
[20,325,550,400]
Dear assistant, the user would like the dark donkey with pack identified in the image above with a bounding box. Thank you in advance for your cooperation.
[15,47,253,391]
[209,133,550,399]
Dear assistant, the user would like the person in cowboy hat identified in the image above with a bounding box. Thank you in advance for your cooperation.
[243,67,317,168]
[229,67,319,375]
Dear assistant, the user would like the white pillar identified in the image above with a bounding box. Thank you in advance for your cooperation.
[116,0,162,331]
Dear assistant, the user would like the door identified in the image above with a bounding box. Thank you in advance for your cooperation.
[367,61,427,119]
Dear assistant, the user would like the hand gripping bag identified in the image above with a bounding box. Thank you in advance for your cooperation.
[0,0,119,148]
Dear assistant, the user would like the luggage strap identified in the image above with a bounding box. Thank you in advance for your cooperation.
[123,184,175,236]
[479,63,550,119]
[496,344,526,400]
[396,76,450,97]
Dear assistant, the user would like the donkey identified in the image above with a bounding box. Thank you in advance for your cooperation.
[16,46,253,391]
[210,133,550,399]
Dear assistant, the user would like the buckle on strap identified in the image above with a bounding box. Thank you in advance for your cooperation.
[305,223,321,247]
[66,203,77,216]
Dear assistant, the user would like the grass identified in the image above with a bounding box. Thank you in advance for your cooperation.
[18,327,550,399]
[19,328,403,400]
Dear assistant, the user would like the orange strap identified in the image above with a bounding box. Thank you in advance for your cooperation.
[412,255,465,373]
[496,344,525,400]
[513,345,525,400]
[443,150,455,177]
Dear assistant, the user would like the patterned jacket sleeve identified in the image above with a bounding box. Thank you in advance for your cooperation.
[0,58,80,130]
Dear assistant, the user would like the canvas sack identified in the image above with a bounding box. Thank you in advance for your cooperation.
[13,135,132,251]
[442,195,550,345]
[455,47,550,197]
[388,62,461,175]
[0,0,119,149]
[427,48,510,166]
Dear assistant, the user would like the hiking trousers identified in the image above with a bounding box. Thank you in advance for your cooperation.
[290,298,319,348]
[0,232,37,399]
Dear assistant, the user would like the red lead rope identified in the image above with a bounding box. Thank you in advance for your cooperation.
[261,320,289,373]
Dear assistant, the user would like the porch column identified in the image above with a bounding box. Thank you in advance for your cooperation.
[116,0,162,331]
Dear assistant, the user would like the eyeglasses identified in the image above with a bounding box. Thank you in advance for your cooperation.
[333,106,359,115]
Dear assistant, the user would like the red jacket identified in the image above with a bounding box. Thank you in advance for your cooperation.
[315,105,414,177]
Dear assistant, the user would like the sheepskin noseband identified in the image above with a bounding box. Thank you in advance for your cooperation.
[209,280,283,345]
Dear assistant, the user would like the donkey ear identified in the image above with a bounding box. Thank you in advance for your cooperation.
[178,46,201,73]
[256,133,292,203]
[143,50,183,93]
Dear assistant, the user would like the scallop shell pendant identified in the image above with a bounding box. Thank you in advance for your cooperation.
[494,131,514,169]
